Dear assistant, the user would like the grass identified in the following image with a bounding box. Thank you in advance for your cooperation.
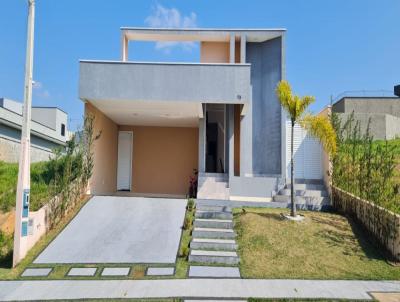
[0,161,54,212]
[248,299,375,302]
[234,207,400,280]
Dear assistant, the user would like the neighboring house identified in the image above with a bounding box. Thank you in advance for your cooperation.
[332,96,400,140]
[0,98,68,162]
[79,27,325,201]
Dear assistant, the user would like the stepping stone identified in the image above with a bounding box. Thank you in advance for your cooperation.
[68,267,97,276]
[21,268,52,277]
[192,227,235,239]
[146,267,175,276]
[196,205,232,212]
[189,250,239,265]
[195,211,233,220]
[101,267,130,276]
[194,218,233,229]
[185,300,246,302]
[190,238,237,251]
[189,266,240,278]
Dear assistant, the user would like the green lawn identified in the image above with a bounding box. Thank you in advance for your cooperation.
[235,208,400,280]
[0,161,54,212]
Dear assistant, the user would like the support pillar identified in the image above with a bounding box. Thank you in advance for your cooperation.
[121,34,128,62]
[229,33,235,64]
[240,34,246,63]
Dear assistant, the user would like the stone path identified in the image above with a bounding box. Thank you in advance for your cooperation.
[188,203,240,278]
[1,279,399,300]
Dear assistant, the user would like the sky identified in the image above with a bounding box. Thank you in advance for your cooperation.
[0,0,399,131]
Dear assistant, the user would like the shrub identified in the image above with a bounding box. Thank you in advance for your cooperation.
[187,198,195,212]
[179,246,189,259]
[183,216,192,230]
[332,112,400,213]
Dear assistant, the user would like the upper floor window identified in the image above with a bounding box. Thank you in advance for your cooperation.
[61,124,65,137]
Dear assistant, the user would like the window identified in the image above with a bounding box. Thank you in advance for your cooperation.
[61,123,65,136]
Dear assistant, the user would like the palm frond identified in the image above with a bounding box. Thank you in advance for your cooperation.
[300,114,337,155]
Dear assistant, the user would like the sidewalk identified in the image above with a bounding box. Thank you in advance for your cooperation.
[1,279,400,301]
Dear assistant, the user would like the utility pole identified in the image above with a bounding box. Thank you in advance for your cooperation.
[13,0,35,267]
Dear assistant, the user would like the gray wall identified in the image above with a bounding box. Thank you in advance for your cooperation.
[246,37,282,175]
[335,97,400,118]
[0,124,60,162]
[80,61,250,105]
[333,97,400,140]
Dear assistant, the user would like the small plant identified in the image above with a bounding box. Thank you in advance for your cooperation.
[188,169,198,198]
[187,198,195,212]
[179,246,189,259]
[183,216,192,230]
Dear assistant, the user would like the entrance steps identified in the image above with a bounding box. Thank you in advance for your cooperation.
[189,201,240,274]
[197,173,230,200]
[272,179,331,210]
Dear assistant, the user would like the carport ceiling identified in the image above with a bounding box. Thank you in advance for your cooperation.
[89,99,201,127]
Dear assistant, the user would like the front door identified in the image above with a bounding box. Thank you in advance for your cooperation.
[117,131,133,191]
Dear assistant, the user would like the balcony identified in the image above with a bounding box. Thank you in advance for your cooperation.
[79,61,250,104]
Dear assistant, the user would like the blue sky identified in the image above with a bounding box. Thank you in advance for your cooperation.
[0,0,399,131]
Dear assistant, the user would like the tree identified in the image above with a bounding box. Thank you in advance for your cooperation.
[276,80,337,218]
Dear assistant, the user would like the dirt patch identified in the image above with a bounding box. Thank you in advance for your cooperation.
[0,211,14,235]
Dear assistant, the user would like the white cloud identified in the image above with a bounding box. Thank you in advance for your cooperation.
[33,80,50,99]
[144,4,198,53]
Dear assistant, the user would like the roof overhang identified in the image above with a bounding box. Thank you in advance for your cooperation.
[121,27,286,43]
[87,99,202,128]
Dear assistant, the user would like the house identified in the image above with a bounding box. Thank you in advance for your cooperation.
[0,98,68,162]
[79,27,326,201]
[332,95,400,140]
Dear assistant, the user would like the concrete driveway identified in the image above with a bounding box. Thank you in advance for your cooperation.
[34,196,187,264]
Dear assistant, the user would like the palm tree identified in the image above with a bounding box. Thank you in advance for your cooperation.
[276,80,337,218]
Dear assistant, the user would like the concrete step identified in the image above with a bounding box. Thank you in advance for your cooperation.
[193,227,236,239]
[289,178,324,185]
[196,205,232,213]
[185,300,246,302]
[195,211,233,220]
[190,238,237,251]
[194,218,233,229]
[278,188,329,197]
[273,194,327,203]
[188,265,240,278]
[189,250,239,265]
[285,183,325,191]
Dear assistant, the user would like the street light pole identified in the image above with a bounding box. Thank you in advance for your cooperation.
[13,0,35,267]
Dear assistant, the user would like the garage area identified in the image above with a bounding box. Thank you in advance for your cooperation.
[34,196,187,264]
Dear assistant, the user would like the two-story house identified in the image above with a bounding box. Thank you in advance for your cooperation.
[79,27,291,201]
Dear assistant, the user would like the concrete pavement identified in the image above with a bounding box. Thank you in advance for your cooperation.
[1,279,400,301]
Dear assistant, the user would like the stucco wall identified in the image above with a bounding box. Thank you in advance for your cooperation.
[119,125,198,196]
[85,102,118,195]
[200,42,230,63]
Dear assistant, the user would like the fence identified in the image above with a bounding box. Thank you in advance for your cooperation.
[332,186,400,261]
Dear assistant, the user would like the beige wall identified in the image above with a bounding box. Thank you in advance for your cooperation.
[200,42,230,63]
[85,102,118,195]
[318,106,332,194]
[119,125,199,196]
